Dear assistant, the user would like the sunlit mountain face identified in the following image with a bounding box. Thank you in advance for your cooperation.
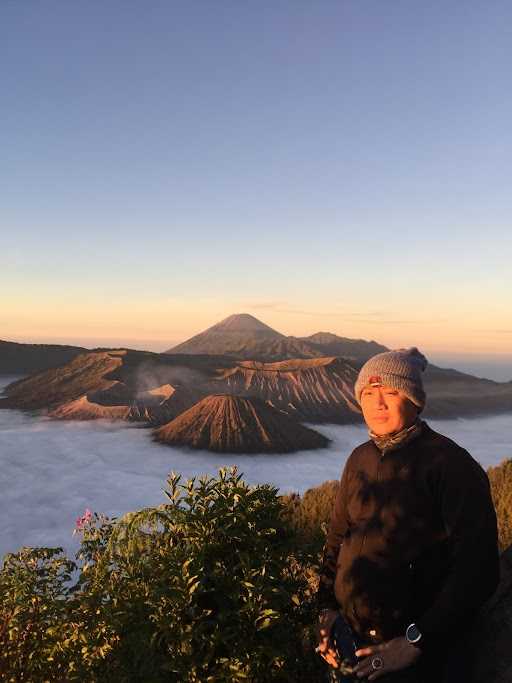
[153,393,330,453]
[165,313,388,363]
[2,315,512,458]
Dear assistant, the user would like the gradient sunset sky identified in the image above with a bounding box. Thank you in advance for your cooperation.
[1,2,511,378]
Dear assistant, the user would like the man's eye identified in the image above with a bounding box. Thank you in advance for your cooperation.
[385,391,398,395]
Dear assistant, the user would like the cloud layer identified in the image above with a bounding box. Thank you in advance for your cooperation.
[1,375,509,561]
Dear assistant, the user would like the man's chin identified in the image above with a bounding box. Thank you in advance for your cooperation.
[369,422,393,435]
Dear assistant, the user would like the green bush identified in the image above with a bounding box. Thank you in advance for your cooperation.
[284,461,512,557]
[0,468,324,683]
[281,480,339,554]
[488,458,512,552]
[4,459,509,682]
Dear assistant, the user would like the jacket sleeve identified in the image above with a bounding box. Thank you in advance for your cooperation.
[416,449,500,649]
[316,457,352,611]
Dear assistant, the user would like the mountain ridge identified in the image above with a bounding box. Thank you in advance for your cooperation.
[0,339,87,375]
[3,315,512,452]
[165,313,386,363]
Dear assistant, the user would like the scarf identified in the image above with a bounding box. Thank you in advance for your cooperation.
[369,418,424,455]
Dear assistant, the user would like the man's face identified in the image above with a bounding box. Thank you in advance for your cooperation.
[360,383,419,436]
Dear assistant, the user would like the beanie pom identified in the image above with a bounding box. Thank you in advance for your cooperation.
[396,347,428,373]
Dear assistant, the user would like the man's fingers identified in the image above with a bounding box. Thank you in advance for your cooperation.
[354,650,389,680]
[316,636,330,653]
[316,643,339,668]
[355,646,374,657]
[355,643,383,658]
[320,652,339,668]
[354,652,384,679]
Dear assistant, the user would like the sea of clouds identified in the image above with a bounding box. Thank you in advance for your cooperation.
[1,375,510,561]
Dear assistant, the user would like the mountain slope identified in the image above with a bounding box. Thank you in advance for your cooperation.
[195,335,323,362]
[153,394,330,453]
[1,350,215,422]
[3,351,126,410]
[299,333,388,365]
[210,357,361,423]
[167,313,285,356]
[165,314,389,363]
[422,365,512,418]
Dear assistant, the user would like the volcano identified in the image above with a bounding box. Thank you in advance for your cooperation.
[153,394,330,453]
[165,313,387,362]
[4,336,512,426]
[166,313,287,357]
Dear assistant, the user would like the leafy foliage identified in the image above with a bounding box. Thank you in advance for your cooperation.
[488,458,512,551]
[2,459,510,682]
[281,480,339,553]
[284,461,512,556]
[0,468,324,682]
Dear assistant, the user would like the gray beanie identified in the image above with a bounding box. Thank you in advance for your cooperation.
[354,347,428,411]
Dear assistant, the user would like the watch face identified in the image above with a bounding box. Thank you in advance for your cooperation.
[406,624,422,643]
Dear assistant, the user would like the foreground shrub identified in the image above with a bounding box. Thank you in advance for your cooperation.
[488,458,512,551]
[281,480,339,553]
[285,459,512,556]
[0,547,78,681]
[0,468,324,682]
[4,458,509,682]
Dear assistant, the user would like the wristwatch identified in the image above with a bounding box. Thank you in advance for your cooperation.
[405,623,422,647]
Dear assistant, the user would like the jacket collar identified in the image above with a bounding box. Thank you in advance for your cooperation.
[369,418,425,455]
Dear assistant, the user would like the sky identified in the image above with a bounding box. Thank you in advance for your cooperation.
[0,375,510,560]
[1,2,511,374]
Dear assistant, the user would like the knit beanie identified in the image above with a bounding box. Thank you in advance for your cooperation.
[354,347,428,411]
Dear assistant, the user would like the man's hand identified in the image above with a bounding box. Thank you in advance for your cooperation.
[315,609,340,669]
[353,637,421,680]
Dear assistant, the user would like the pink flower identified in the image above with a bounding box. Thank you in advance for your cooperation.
[74,508,93,530]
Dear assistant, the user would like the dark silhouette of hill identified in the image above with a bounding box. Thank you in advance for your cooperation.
[153,394,330,453]
[422,364,512,418]
[0,339,86,375]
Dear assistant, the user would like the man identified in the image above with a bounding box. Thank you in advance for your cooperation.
[316,348,500,682]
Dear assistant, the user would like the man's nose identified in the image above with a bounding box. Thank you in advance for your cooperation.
[376,390,386,408]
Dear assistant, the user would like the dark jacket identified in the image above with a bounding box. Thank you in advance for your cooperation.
[317,422,500,650]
